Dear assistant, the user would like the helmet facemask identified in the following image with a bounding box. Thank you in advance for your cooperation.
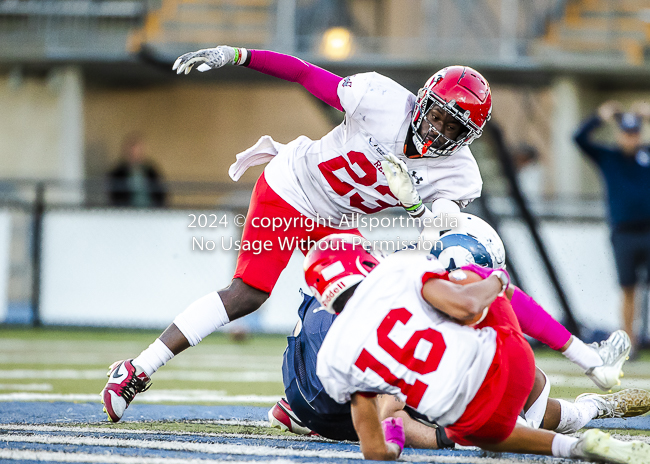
[411,91,482,158]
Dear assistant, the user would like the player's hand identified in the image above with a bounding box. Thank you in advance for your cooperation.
[381,417,405,457]
[381,154,424,215]
[461,264,510,295]
[597,100,622,122]
[173,46,241,75]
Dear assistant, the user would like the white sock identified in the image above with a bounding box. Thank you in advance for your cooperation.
[555,399,599,434]
[173,291,230,346]
[552,434,579,458]
[524,369,550,429]
[133,338,174,377]
[563,338,603,371]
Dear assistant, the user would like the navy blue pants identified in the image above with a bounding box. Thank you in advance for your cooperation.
[282,293,357,441]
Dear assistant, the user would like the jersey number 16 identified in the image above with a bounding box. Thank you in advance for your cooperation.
[354,307,446,408]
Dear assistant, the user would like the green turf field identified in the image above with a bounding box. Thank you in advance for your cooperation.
[0,327,286,406]
[2,326,650,406]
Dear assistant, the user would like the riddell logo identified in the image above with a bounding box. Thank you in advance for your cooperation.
[322,281,348,307]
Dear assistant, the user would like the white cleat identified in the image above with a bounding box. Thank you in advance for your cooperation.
[576,389,650,419]
[572,429,650,464]
[585,330,631,391]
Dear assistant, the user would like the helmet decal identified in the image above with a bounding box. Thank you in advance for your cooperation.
[419,213,505,271]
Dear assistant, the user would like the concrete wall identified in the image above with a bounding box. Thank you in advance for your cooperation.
[84,82,336,188]
[0,67,83,182]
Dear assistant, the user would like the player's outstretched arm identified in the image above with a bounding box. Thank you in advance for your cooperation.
[422,271,507,322]
[351,393,403,461]
[173,46,344,111]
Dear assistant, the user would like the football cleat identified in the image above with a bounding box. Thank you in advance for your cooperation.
[572,429,650,464]
[100,359,151,422]
[576,388,650,419]
[268,398,315,436]
[585,330,631,391]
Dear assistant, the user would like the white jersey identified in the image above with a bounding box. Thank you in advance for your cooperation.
[316,252,497,426]
[229,72,482,227]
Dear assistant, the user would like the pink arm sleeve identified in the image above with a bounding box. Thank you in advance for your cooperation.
[460,264,571,350]
[511,286,572,351]
[247,50,344,111]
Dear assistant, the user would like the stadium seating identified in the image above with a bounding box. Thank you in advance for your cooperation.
[537,0,650,66]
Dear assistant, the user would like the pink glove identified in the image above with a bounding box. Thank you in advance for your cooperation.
[381,417,405,455]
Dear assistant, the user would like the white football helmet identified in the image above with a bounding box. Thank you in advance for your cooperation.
[421,213,505,270]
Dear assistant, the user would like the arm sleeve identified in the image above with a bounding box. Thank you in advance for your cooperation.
[573,115,604,162]
[246,50,343,111]
[510,287,572,351]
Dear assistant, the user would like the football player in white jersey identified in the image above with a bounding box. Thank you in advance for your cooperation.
[271,215,645,449]
[306,234,649,462]
[101,45,493,422]
[101,46,492,422]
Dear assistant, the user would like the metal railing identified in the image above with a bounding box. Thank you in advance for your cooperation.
[0,0,574,66]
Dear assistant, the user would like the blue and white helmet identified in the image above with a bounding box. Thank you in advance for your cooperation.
[420,213,506,271]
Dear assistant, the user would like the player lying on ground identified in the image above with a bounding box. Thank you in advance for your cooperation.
[271,215,635,444]
[272,291,649,448]
[102,44,494,422]
[301,234,649,462]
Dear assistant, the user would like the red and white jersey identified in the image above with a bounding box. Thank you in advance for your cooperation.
[316,252,497,426]
[230,73,482,227]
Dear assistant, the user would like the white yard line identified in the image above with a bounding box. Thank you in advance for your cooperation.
[0,449,296,464]
[0,424,316,442]
[0,391,280,403]
[0,369,280,382]
[0,433,519,463]
[0,383,53,391]
[0,433,362,460]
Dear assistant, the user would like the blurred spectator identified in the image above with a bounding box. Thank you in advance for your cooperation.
[108,133,166,208]
[574,100,650,354]
[512,143,543,199]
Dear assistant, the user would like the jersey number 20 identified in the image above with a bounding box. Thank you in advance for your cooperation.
[354,307,446,408]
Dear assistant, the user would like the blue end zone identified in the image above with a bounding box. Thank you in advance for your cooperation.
[0,402,269,424]
[2,403,649,464]
[2,402,649,431]
[586,416,650,430]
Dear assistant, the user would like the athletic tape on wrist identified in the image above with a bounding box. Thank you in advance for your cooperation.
[406,202,425,217]
[405,200,423,212]
[234,48,248,66]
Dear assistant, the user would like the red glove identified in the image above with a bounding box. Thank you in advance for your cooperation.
[381,417,405,456]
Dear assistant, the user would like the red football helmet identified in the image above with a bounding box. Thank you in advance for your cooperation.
[411,66,492,158]
[303,234,383,314]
